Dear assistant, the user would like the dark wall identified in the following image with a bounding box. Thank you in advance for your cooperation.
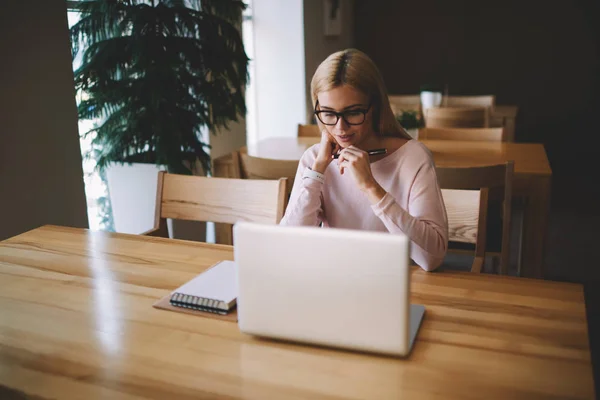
[0,0,88,240]
[354,0,600,177]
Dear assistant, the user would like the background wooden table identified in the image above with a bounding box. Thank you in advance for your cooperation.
[0,226,593,399]
[491,105,518,142]
[215,138,552,279]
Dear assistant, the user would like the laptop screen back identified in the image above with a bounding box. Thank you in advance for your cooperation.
[233,222,411,356]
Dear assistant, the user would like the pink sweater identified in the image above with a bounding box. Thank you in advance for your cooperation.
[280,139,448,271]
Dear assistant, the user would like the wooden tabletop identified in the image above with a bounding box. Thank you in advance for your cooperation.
[248,138,552,176]
[0,226,593,399]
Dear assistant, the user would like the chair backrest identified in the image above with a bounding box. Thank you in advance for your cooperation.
[388,95,421,114]
[389,94,421,104]
[145,172,287,242]
[440,189,482,245]
[238,152,299,205]
[297,123,321,137]
[419,127,505,142]
[388,95,496,109]
[425,107,489,128]
[436,162,514,274]
[444,95,495,108]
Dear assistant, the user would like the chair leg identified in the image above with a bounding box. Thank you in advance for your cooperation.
[492,256,500,274]
[516,198,525,277]
[471,256,484,273]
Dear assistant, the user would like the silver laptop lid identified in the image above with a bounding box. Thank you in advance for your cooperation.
[233,222,412,356]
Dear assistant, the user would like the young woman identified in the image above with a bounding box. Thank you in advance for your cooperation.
[280,49,448,271]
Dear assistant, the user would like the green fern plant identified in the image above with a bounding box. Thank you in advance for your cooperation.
[70,0,249,174]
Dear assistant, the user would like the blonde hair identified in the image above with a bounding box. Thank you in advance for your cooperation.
[310,49,412,140]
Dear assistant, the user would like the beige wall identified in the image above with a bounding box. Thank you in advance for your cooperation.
[0,1,88,240]
[303,0,355,123]
[253,0,307,140]
[210,118,247,160]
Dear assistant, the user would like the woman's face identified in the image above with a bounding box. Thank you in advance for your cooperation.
[316,85,374,149]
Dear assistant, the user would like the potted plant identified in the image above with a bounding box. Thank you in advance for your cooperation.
[395,109,423,139]
[419,83,443,112]
[70,0,249,235]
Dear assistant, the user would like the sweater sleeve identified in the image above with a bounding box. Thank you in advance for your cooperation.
[370,160,448,271]
[280,148,325,227]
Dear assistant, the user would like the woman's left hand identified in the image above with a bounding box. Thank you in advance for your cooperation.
[337,146,386,204]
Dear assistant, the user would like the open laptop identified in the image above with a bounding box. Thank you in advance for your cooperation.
[233,222,425,357]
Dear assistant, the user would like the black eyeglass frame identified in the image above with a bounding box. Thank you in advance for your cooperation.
[313,100,372,126]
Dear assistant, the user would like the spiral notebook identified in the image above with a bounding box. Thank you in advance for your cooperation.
[169,260,237,315]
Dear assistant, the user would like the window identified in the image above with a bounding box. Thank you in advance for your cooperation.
[242,0,257,145]
[67,10,114,231]
[67,1,255,233]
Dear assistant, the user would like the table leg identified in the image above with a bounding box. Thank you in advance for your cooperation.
[520,176,551,278]
[504,117,516,142]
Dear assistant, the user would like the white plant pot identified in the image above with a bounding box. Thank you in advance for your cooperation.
[105,162,207,242]
[420,91,442,111]
[105,163,166,234]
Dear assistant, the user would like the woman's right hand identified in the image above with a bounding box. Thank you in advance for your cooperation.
[311,129,340,174]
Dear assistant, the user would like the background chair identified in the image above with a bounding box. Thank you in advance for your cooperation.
[436,162,514,274]
[388,95,421,115]
[238,151,299,208]
[143,172,287,245]
[425,107,489,128]
[444,95,495,109]
[419,127,505,142]
[297,123,321,137]
[389,94,421,104]
[442,95,518,141]
[423,127,519,272]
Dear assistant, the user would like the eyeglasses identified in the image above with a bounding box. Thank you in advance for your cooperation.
[314,100,371,126]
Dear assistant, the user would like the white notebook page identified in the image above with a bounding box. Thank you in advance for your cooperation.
[173,260,237,303]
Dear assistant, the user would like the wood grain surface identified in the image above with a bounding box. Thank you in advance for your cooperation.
[0,226,593,399]
[442,189,481,243]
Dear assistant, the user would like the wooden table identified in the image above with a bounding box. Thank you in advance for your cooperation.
[491,105,518,142]
[216,138,552,279]
[0,226,593,399]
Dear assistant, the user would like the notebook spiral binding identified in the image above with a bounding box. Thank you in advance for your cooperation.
[170,292,228,315]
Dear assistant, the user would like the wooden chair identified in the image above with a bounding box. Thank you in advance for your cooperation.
[297,123,321,137]
[419,127,505,142]
[425,107,489,128]
[444,95,495,108]
[237,151,299,208]
[143,172,287,245]
[388,95,421,114]
[389,94,421,104]
[436,162,514,274]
